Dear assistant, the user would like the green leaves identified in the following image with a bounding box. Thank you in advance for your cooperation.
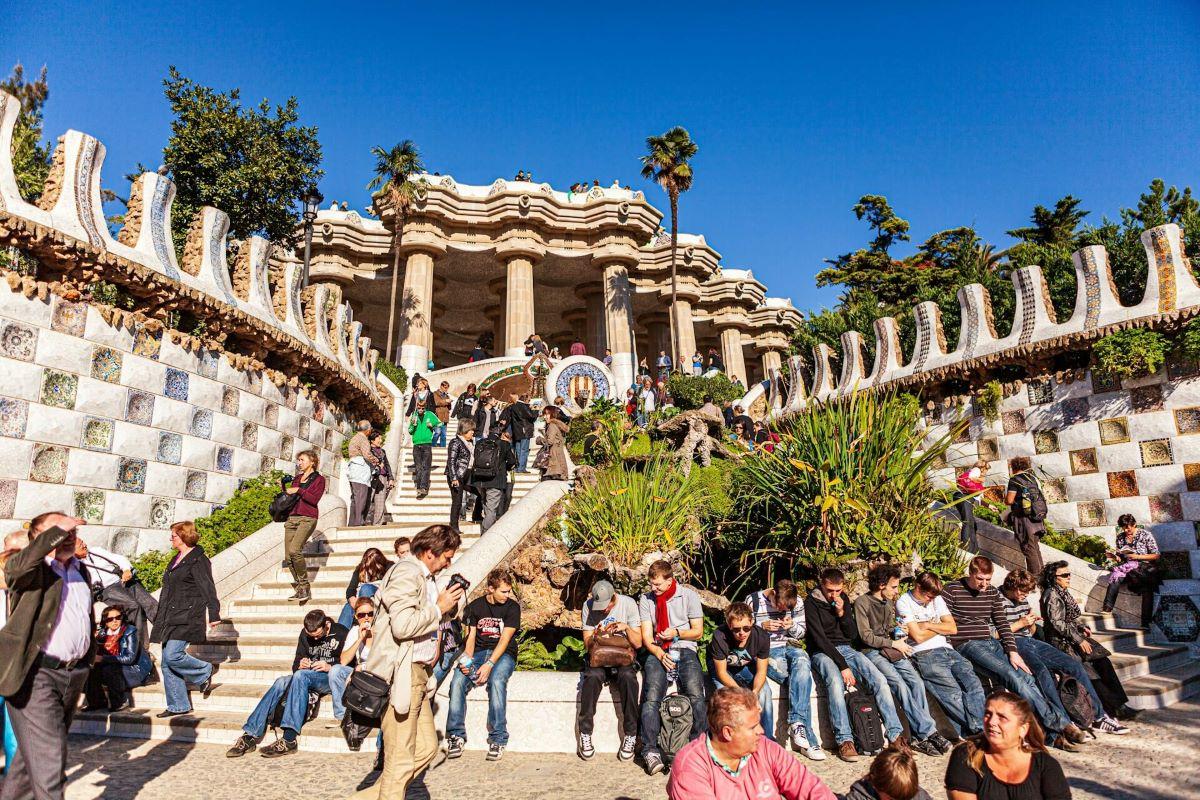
[640,126,698,196]
[1094,328,1169,380]
[2,63,52,202]
[665,373,744,410]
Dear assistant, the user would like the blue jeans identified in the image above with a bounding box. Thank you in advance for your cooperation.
[811,645,904,744]
[329,665,353,720]
[911,647,985,738]
[243,670,331,737]
[337,583,380,629]
[446,649,516,746]
[863,651,937,739]
[710,667,774,739]
[434,646,459,687]
[161,639,213,713]
[956,638,1068,735]
[767,645,817,744]
[514,438,531,471]
[1015,636,1106,722]
[432,424,447,447]
[639,648,707,756]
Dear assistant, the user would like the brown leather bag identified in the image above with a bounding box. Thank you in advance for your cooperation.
[588,631,635,668]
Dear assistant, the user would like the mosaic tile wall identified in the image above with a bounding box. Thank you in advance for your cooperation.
[0,285,350,556]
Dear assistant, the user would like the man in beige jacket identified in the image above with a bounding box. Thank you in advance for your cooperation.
[347,420,381,527]
[353,524,464,799]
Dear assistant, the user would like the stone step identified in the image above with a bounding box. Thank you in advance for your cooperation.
[1123,659,1200,710]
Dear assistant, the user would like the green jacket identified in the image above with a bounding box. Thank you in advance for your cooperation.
[407,410,440,445]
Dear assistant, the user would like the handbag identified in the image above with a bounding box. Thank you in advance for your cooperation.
[879,646,906,663]
[1076,635,1111,662]
[342,669,391,721]
[588,631,635,668]
[532,445,551,471]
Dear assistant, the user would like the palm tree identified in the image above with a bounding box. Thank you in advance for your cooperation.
[640,127,698,372]
[367,140,426,361]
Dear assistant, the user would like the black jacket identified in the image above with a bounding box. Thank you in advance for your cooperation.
[0,526,96,695]
[291,622,349,672]
[1040,586,1087,653]
[470,438,517,490]
[803,588,859,671]
[446,436,473,483]
[502,402,537,440]
[474,405,503,439]
[452,392,478,420]
[151,546,221,644]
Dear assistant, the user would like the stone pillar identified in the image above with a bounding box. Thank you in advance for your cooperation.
[397,249,435,375]
[504,256,535,358]
[761,349,782,376]
[603,262,636,390]
[584,288,607,357]
[672,298,698,367]
[720,326,748,386]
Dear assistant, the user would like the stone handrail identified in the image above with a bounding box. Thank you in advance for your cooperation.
[0,90,384,418]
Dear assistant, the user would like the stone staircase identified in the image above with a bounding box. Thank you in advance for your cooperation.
[72,419,545,752]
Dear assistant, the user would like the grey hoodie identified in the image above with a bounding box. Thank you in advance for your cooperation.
[841,778,934,800]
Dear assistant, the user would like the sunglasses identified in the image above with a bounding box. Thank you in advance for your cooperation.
[104,615,123,622]
[729,625,754,634]
[355,612,375,620]
[1056,572,1071,579]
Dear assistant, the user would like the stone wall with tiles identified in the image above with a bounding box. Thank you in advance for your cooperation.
[0,283,351,556]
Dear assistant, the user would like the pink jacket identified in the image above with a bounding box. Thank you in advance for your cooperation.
[667,735,837,800]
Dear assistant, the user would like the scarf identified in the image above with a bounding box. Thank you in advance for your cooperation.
[101,627,123,656]
[654,580,678,643]
[1054,584,1082,626]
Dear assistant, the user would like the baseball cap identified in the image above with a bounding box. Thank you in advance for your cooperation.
[590,580,616,606]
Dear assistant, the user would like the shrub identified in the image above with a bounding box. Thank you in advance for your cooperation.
[376,359,408,391]
[976,380,1003,423]
[1041,527,1109,565]
[691,461,735,522]
[516,629,586,671]
[1179,318,1200,361]
[1094,328,1169,379]
[129,549,175,593]
[666,373,744,411]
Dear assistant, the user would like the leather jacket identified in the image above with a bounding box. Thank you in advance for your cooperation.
[446,437,473,483]
[1040,586,1086,652]
[95,624,154,688]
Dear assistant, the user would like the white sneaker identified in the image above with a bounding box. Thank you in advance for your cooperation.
[577,732,595,760]
[788,722,809,751]
[1095,716,1131,735]
[618,734,637,761]
[805,746,828,761]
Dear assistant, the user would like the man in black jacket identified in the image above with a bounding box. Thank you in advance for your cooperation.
[501,393,537,473]
[470,432,518,532]
[226,610,348,759]
[804,567,905,763]
[446,419,477,531]
[1,512,94,800]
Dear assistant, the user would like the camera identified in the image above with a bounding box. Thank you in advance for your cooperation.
[448,573,470,593]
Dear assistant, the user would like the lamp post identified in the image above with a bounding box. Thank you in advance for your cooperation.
[299,186,323,289]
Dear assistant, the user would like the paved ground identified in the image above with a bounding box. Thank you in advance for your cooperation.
[3,701,1198,799]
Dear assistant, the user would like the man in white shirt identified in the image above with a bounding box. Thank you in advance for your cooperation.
[75,538,158,643]
[895,571,985,741]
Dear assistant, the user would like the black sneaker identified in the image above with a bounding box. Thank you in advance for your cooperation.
[927,733,954,754]
[486,742,504,761]
[260,738,298,758]
[911,737,943,757]
[577,732,595,760]
[644,751,665,775]
[445,735,465,759]
[226,734,257,758]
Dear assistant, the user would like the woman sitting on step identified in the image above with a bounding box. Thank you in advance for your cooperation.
[1102,514,1161,627]
[337,548,392,630]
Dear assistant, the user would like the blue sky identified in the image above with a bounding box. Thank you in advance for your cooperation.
[5,1,1199,312]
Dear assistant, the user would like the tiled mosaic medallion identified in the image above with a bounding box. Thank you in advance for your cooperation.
[977,438,999,462]
[1130,384,1164,413]
[126,390,155,426]
[1001,410,1026,435]
[74,489,105,523]
[0,321,37,361]
[241,422,258,451]
[222,386,240,416]
[1159,551,1193,580]
[148,497,175,529]
[298,417,310,441]
[41,369,78,409]
[1150,493,1183,523]
[279,434,294,460]
[50,300,87,336]
[216,446,233,473]
[109,528,139,557]
[1070,448,1098,475]
[1008,456,1032,475]
[0,479,16,518]
[184,470,207,501]
[260,455,274,474]
[164,368,189,401]
[1033,431,1059,454]
[1044,477,1068,504]
[132,325,162,360]
[1140,438,1174,468]
[1026,379,1053,406]
[81,417,114,451]
[324,429,334,451]
[0,397,29,438]
[1174,407,1200,436]
[198,349,219,379]
[1186,463,1200,492]
[30,445,68,483]
[264,404,279,428]
[1099,417,1130,445]
[91,346,122,382]
[117,457,147,493]
[1077,500,1106,527]
[1090,370,1121,394]
[1107,470,1139,498]
[157,432,182,465]
[1061,397,1089,426]
[191,409,213,439]
[1152,595,1200,642]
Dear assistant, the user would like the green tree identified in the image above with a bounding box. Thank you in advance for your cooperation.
[367,140,426,359]
[816,195,917,308]
[1004,196,1089,322]
[641,126,698,371]
[1,63,51,202]
[1006,195,1089,247]
[160,67,323,253]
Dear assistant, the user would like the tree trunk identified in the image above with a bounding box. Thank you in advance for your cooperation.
[384,207,404,362]
[668,191,680,375]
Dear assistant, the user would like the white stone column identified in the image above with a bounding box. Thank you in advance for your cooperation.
[672,298,698,367]
[585,289,607,357]
[761,349,782,376]
[504,256,535,358]
[397,249,435,375]
[603,261,636,390]
[720,326,748,386]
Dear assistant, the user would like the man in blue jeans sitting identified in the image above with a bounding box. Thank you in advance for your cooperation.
[226,609,348,758]
[804,567,907,763]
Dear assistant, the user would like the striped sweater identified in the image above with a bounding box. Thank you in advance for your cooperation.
[941,578,1017,653]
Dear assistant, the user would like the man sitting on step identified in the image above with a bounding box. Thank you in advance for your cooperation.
[226,609,349,758]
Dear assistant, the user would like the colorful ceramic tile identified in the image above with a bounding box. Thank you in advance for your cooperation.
[1090,370,1121,394]
[50,300,87,336]
[73,489,105,523]
[1186,463,1200,492]
[222,386,240,416]
[164,368,189,401]
[131,325,162,360]
[81,417,114,452]
[116,457,147,493]
[298,417,310,441]
[1069,448,1098,475]
[1044,478,1068,504]
[1107,470,1139,498]
[30,445,68,483]
[184,470,207,501]
[0,321,37,361]
[324,429,334,451]
[157,432,182,465]
[1001,410,1026,435]
[125,390,155,426]
[148,497,174,529]
[90,346,122,382]
[0,479,16,518]
[260,455,275,474]
[1008,456,1032,475]
[279,434,294,460]
[1130,384,1164,413]
[1140,438,1174,468]
[264,404,279,429]
[1150,493,1183,523]
[198,349,219,379]
[1098,417,1130,445]
[216,446,233,473]
[191,409,213,439]
[1153,595,1200,642]
[1174,407,1200,436]
[1061,397,1089,426]
[1077,500,1106,527]
[1033,431,1059,454]
[312,398,325,423]
[241,422,258,451]
[977,438,999,462]
[1026,379,1053,406]
[1159,551,1193,580]
[0,397,29,438]
[40,369,78,409]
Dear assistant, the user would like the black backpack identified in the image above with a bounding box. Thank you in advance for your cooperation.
[1055,673,1097,729]
[657,693,694,762]
[267,689,321,730]
[268,473,317,523]
[845,688,886,755]
[1014,473,1048,523]
[472,437,501,479]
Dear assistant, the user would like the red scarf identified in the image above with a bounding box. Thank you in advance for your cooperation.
[101,627,123,656]
[654,580,678,644]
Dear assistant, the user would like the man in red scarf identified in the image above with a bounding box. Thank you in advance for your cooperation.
[637,560,706,776]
